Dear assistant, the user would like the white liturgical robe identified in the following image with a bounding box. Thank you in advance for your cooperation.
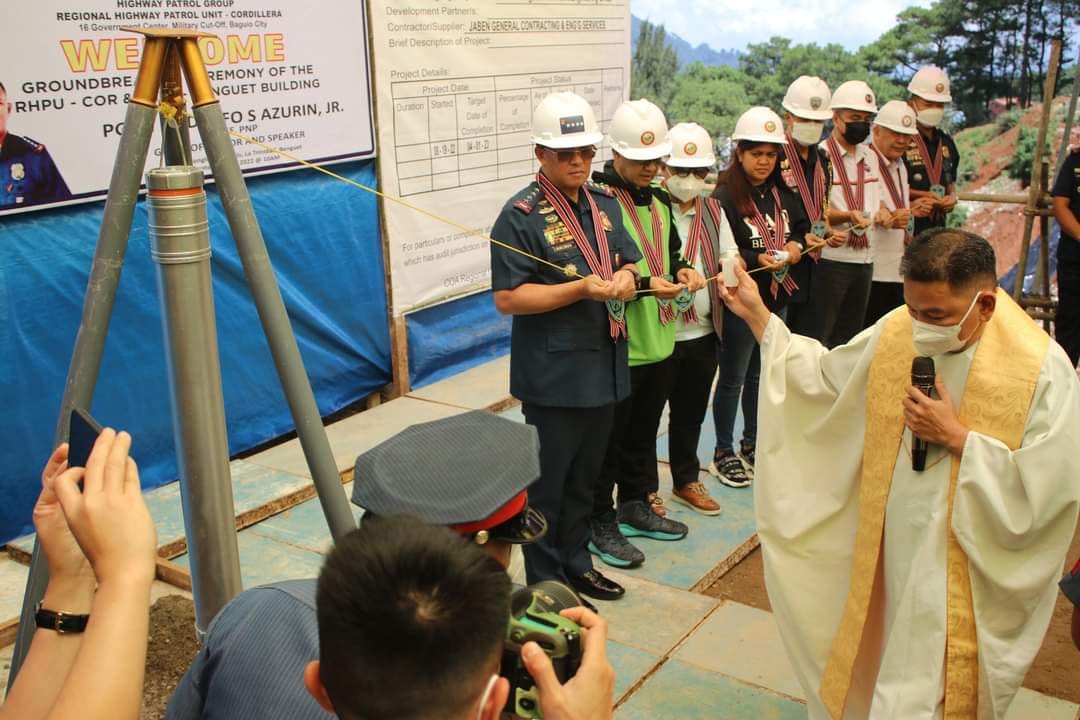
[753,299,1080,720]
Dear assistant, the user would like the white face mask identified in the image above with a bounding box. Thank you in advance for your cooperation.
[665,173,707,202]
[475,674,498,720]
[916,107,945,128]
[911,291,984,356]
[790,120,825,146]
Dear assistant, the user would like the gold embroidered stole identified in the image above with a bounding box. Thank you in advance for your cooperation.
[819,289,1048,719]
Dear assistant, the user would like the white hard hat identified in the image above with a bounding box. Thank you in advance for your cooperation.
[666,123,715,167]
[782,76,832,121]
[607,99,672,160]
[531,92,604,149]
[874,100,918,135]
[731,107,788,144]
[907,66,952,103]
[829,80,878,113]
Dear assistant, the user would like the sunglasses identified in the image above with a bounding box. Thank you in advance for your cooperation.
[670,167,710,178]
[544,146,597,162]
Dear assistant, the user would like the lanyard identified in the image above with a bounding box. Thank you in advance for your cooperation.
[681,197,722,324]
[782,133,827,222]
[613,187,675,324]
[913,131,944,187]
[825,137,869,250]
[746,186,798,298]
[536,172,625,338]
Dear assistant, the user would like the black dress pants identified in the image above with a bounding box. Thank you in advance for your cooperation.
[593,358,674,517]
[666,334,719,489]
[522,402,615,584]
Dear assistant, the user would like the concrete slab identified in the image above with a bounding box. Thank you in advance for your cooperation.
[592,571,718,657]
[244,397,466,478]
[616,659,807,720]
[172,529,325,588]
[249,482,363,554]
[0,556,29,622]
[1006,688,1079,720]
[608,640,663,704]
[675,601,804,701]
[499,404,525,424]
[407,355,511,410]
[595,465,757,591]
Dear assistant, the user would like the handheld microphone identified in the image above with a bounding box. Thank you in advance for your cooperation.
[911,356,935,471]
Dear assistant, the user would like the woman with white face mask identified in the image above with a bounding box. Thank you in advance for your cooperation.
[656,122,736,515]
[904,65,961,236]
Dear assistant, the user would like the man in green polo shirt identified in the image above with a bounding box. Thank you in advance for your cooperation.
[588,99,707,571]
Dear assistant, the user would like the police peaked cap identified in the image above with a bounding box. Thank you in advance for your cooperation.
[351,410,546,544]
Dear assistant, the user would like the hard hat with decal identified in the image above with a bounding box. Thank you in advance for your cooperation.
[531,92,604,149]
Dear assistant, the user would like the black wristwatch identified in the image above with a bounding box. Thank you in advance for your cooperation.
[35,602,89,634]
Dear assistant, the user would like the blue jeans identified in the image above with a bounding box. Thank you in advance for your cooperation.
[712,305,786,453]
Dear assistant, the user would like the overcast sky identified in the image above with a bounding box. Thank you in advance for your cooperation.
[630,0,935,52]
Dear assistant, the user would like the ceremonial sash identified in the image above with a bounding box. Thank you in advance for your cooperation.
[825,137,869,250]
[913,131,945,189]
[819,289,1048,720]
[783,134,828,261]
[613,187,675,324]
[681,196,724,330]
[536,172,626,338]
[871,146,913,245]
[747,186,798,299]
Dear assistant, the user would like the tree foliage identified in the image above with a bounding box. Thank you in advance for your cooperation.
[631,20,679,107]
[631,0,1078,142]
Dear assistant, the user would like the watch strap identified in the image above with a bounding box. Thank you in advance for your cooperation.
[35,602,89,634]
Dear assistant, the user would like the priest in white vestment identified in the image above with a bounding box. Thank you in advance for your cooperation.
[717,228,1080,720]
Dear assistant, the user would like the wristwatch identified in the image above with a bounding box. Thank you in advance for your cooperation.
[35,602,89,634]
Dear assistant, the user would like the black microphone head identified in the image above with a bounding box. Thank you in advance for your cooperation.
[911,356,935,383]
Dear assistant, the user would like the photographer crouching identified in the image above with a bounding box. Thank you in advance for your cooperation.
[167,411,615,720]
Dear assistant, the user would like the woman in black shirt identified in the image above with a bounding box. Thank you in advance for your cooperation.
[708,107,814,489]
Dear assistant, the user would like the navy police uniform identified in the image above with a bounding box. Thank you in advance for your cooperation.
[903,128,959,235]
[1,134,71,208]
[1051,149,1080,367]
[779,145,832,337]
[167,411,548,720]
[491,177,641,585]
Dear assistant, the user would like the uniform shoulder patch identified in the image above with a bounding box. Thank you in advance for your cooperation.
[587,180,613,197]
[21,136,47,152]
[512,184,541,214]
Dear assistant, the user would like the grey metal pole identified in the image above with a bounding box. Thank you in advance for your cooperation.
[6,84,164,688]
[147,166,244,635]
[191,100,356,539]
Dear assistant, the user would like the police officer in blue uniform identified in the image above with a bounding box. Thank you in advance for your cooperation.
[168,411,558,720]
[903,67,961,235]
[490,91,642,602]
[0,81,71,209]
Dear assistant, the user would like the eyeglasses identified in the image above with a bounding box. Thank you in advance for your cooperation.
[543,146,597,163]
[670,167,710,179]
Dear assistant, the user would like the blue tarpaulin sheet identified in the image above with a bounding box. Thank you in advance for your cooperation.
[0,160,390,543]
[407,292,510,389]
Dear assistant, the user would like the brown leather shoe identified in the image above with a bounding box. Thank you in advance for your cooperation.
[671,482,722,516]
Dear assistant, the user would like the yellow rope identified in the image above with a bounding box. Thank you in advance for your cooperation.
[227,130,593,282]
[221,128,808,295]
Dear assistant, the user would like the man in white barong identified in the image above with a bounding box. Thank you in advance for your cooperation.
[718,227,1080,719]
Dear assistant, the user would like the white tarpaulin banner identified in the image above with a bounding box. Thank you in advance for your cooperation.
[370,0,631,315]
[0,0,374,215]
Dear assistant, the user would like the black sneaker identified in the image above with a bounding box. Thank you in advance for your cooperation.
[617,500,688,541]
[589,515,645,568]
[709,450,751,488]
[738,441,756,471]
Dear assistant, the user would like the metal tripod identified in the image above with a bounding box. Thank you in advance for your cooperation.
[7,27,357,684]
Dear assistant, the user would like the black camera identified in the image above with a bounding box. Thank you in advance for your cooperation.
[500,581,583,718]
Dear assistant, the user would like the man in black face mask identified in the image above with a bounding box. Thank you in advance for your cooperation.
[806,80,883,347]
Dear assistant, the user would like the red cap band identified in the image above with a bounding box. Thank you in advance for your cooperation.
[450,491,528,537]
